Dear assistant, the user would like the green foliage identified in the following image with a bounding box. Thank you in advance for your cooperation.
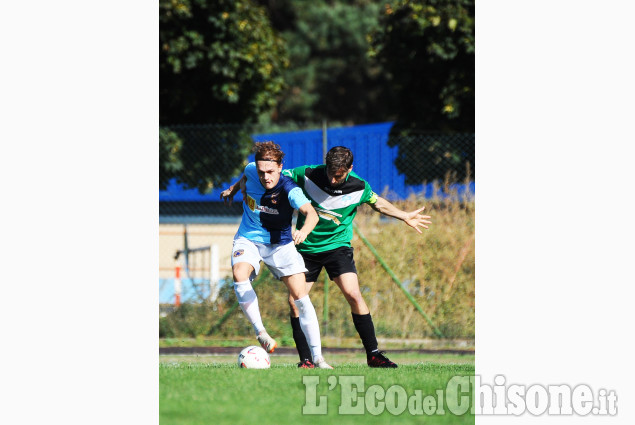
[369,0,475,131]
[160,0,289,125]
[366,0,475,183]
[265,0,394,124]
[159,124,252,193]
[160,303,215,337]
[389,132,475,184]
[159,128,183,189]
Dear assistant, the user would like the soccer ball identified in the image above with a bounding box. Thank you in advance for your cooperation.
[237,345,271,369]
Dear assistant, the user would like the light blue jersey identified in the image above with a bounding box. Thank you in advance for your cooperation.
[236,162,310,244]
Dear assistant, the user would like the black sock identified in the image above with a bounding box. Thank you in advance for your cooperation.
[352,313,379,356]
[290,316,312,362]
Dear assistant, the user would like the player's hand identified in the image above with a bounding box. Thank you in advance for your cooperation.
[220,187,235,205]
[404,206,432,234]
[292,229,308,245]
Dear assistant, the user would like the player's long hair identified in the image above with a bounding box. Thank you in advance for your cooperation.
[254,141,285,164]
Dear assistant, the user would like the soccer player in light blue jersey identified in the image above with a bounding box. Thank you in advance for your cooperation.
[220,142,333,369]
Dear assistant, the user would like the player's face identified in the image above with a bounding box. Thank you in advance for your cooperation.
[326,166,352,187]
[256,160,283,189]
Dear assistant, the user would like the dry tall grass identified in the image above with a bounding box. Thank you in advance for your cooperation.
[349,196,475,339]
[160,188,475,341]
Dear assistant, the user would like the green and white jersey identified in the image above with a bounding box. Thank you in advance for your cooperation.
[282,164,378,253]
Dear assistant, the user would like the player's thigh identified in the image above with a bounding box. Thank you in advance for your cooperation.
[333,272,362,297]
[263,242,307,280]
[231,237,261,281]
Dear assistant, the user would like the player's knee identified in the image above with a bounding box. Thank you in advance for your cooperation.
[232,265,250,282]
[344,289,364,306]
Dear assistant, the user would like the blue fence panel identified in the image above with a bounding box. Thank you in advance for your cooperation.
[253,128,324,169]
[158,122,474,204]
[326,122,399,198]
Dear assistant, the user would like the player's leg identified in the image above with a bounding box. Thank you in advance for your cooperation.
[333,272,369,314]
[327,247,398,368]
[283,273,332,369]
[288,251,321,366]
[267,243,332,369]
[231,238,277,353]
[288,280,315,366]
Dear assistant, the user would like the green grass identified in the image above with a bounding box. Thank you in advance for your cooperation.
[160,353,475,425]
[159,336,474,351]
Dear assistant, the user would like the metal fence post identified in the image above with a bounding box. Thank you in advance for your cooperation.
[322,120,328,162]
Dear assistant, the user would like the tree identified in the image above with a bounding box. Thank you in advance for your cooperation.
[370,0,474,131]
[159,125,252,192]
[160,0,287,191]
[160,0,289,125]
[369,0,475,182]
[258,0,395,125]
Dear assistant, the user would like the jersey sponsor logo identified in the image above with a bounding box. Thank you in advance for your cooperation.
[246,194,279,214]
[233,249,244,257]
[270,193,278,204]
[246,195,256,211]
[256,205,280,214]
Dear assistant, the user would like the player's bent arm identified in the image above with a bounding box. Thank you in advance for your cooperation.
[370,196,432,234]
[220,174,246,205]
[293,202,319,245]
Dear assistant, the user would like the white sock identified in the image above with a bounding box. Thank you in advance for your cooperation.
[294,295,322,360]
[233,280,265,335]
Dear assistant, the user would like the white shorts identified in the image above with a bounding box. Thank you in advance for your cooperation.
[231,236,308,280]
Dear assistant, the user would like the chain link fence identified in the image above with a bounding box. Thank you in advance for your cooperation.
[159,122,475,340]
[160,123,474,216]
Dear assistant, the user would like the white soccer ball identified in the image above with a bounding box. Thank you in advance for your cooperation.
[237,345,271,369]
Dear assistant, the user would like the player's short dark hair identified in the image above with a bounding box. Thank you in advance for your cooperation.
[326,146,353,172]
[254,141,285,164]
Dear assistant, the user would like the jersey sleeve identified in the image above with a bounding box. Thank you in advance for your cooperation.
[361,180,378,205]
[288,186,311,209]
[282,165,306,185]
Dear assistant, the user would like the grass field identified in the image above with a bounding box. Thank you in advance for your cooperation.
[160,352,475,425]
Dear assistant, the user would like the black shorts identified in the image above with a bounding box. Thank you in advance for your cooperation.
[300,246,357,283]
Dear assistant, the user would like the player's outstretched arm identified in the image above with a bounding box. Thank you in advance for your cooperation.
[293,202,318,245]
[220,174,246,206]
[370,196,432,234]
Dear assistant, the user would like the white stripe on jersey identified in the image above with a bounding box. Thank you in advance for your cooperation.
[303,175,364,210]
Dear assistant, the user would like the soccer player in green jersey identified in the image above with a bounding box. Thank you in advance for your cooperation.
[282,146,432,368]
